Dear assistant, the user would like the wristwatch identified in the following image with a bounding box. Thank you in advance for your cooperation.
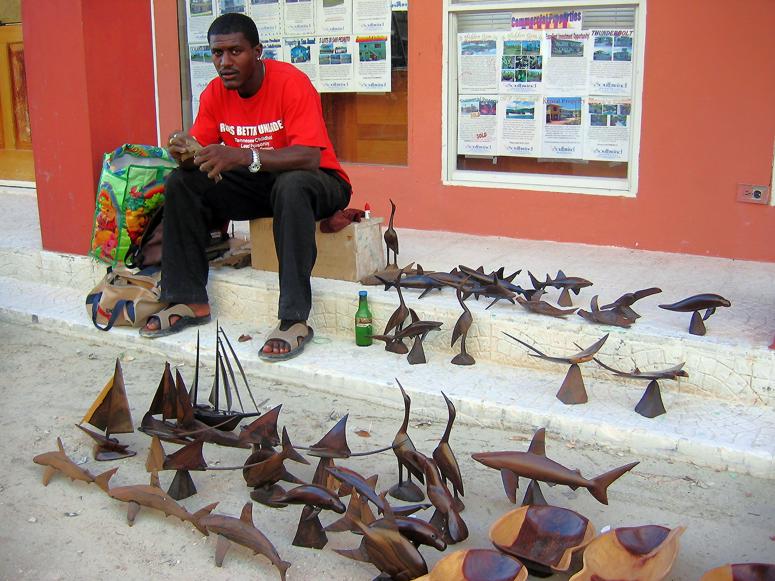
[248,148,262,173]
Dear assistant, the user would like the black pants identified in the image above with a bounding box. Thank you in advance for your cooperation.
[160,166,351,321]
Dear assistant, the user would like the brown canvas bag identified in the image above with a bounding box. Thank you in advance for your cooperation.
[85,267,167,331]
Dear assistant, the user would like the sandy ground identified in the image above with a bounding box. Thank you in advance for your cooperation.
[0,320,773,581]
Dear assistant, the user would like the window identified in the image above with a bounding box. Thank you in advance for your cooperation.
[444,0,645,196]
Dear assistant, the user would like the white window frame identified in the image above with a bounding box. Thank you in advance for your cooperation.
[442,0,647,197]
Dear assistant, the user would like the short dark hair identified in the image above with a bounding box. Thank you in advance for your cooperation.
[207,13,260,47]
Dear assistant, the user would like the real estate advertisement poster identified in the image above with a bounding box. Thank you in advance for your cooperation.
[457,96,499,156]
[316,0,353,35]
[285,37,319,86]
[355,35,391,92]
[261,38,284,61]
[499,30,544,95]
[587,29,634,96]
[584,96,631,161]
[541,96,584,158]
[284,0,315,36]
[189,44,218,118]
[249,0,283,38]
[544,30,590,91]
[187,0,216,43]
[353,0,391,34]
[317,35,356,92]
[497,94,542,158]
[219,0,247,15]
[458,33,500,94]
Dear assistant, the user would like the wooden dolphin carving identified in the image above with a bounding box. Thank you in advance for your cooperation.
[325,465,431,517]
[33,437,116,486]
[504,332,609,404]
[471,428,638,505]
[335,494,429,581]
[516,291,578,318]
[200,502,291,580]
[270,484,346,550]
[433,392,465,511]
[245,427,309,505]
[95,468,217,535]
[659,293,731,336]
[407,451,469,544]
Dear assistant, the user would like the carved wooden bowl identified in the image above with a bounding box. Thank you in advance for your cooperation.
[414,549,527,581]
[489,505,595,576]
[699,563,775,581]
[570,524,685,581]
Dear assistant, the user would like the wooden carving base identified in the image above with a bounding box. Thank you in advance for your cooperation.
[556,364,589,405]
[689,311,707,336]
[521,480,548,506]
[634,380,667,418]
[167,469,197,500]
[557,288,573,307]
[388,479,425,502]
[292,505,328,549]
[386,340,409,355]
[94,445,136,462]
[407,337,427,365]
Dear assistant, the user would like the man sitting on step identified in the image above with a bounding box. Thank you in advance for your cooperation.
[140,13,351,361]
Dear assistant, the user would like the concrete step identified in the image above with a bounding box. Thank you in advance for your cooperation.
[1,274,773,479]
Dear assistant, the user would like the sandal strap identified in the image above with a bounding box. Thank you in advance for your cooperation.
[264,322,310,348]
[150,304,197,330]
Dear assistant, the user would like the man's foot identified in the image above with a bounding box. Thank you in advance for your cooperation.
[139,303,211,338]
[259,320,314,361]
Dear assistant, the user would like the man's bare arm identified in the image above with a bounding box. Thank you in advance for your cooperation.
[194,144,321,180]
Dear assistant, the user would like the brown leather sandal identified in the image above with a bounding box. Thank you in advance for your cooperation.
[258,322,314,361]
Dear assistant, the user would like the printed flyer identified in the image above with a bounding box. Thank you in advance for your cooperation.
[261,38,284,61]
[316,0,353,35]
[544,30,590,91]
[588,29,634,96]
[353,0,391,35]
[541,96,584,158]
[285,37,319,85]
[318,36,356,92]
[499,30,544,94]
[391,0,407,10]
[355,35,391,92]
[189,44,218,118]
[249,0,283,38]
[497,95,542,157]
[186,0,216,43]
[458,33,499,93]
[583,96,631,161]
[219,0,247,14]
[284,0,315,36]
[458,96,498,156]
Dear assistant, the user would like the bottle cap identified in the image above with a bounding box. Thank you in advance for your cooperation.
[359,290,367,297]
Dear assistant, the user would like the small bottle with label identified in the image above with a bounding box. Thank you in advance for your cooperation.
[355,290,373,346]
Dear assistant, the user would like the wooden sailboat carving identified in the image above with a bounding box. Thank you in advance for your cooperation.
[190,327,261,431]
[77,358,136,461]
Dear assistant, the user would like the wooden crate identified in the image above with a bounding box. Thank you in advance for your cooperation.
[249,217,384,282]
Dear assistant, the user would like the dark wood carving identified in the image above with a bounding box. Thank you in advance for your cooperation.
[33,438,117,486]
[389,379,426,502]
[659,293,731,336]
[384,198,399,268]
[433,392,465,511]
[421,549,528,581]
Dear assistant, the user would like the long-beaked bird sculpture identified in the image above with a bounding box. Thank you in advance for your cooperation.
[389,379,426,502]
[592,357,689,418]
[529,270,593,307]
[200,502,291,580]
[77,358,135,461]
[433,392,465,511]
[384,198,399,269]
[33,437,118,487]
[516,290,579,318]
[504,332,609,404]
[94,468,218,535]
[407,451,469,544]
[335,493,429,581]
[658,293,731,336]
[471,428,638,505]
[451,285,475,365]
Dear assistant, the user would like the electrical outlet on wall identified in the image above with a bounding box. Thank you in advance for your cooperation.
[736,184,771,204]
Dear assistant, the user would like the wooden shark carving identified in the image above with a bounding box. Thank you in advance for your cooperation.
[95,468,217,535]
[472,428,637,505]
[516,290,578,318]
[335,493,428,581]
[389,379,426,502]
[659,293,731,335]
[33,437,116,486]
[246,427,309,505]
[504,332,609,404]
[530,270,592,307]
[200,502,291,580]
[432,392,465,511]
[593,358,688,418]
[78,358,135,461]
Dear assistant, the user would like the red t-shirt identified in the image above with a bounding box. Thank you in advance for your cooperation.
[191,59,350,185]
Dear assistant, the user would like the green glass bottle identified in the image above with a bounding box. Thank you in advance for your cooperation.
[355,290,373,346]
